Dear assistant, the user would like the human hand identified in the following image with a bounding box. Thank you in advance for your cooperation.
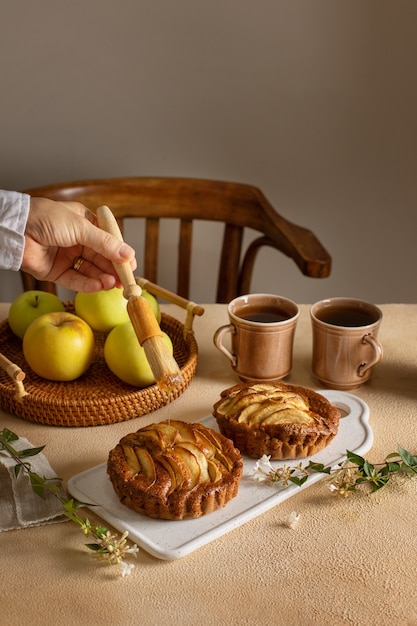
[21,197,137,292]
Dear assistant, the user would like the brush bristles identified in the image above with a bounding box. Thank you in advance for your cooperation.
[143,335,182,392]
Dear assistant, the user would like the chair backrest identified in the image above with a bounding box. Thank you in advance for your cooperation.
[21,177,331,302]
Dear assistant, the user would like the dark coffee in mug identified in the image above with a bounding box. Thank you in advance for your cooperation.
[214,293,299,382]
[239,307,291,323]
[316,305,376,327]
[310,297,383,390]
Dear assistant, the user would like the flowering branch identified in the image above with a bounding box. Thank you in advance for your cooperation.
[253,445,417,497]
[0,428,138,576]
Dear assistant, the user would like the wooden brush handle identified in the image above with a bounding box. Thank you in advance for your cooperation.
[97,205,181,390]
[96,205,163,343]
[96,205,141,298]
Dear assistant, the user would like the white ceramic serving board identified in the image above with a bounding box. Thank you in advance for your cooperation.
[67,391,372,560]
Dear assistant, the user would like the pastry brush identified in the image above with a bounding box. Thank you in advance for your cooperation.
[96,204,182,392]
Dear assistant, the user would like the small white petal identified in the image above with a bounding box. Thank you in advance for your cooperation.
[285,511,301,529]
[253,455,276,482]
[126,543,139,556]
[120,561,135,577]
[258,454,274,472]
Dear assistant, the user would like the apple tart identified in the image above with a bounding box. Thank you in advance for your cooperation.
[213,382,341,460]
[107,419,243,520]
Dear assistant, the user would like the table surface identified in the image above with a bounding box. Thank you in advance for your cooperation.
[1,302,416,626]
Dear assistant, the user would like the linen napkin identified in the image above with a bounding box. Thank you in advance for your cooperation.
[0,436,67,531]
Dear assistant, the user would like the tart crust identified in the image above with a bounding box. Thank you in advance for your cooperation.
[213,382,341,460]
[107,419,243,520]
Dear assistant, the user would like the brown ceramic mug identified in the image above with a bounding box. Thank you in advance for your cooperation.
[213,294,299,382]
[310,297,383,390]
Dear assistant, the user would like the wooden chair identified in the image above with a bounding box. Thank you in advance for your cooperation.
[21,177,331,303]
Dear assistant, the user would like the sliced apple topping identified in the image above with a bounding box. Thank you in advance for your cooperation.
[135,429,165,453]
[122,444,140,475]
[194,427,234,472]
[216,384,317,427]
[218,385,282,414]
[119,420,238,492]
[260,408,314,425]
[166,450,194,489]
[173,447,201,489]
[157,454,184,494]
[134,448,157,483]
[173,421,199,444]
[179,442,210,483]
[236,402,263,423]
[214,449,234,472]
[193,430,216,458]
[151,421,182,446]
[207,459,223,483]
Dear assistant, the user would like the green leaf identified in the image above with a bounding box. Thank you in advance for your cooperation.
[385,461,401,473]
[369,475,390,492]
[17,445,45,458]
[63,497,93,511]
[397,445,417,469]
[362,460,375,477]
[63,498,77,512]
[31,485,46,497]
[85,543,102,552]
[305,461,332,475]
[355,475,369,484]
[0,428,19,443]
[44,483,62,496]
[28,472,47,498]
[346,450,366,467]
[63,510,85,525]
[289,475,309,487]
[386,452,401,461]
[95,526,109,539]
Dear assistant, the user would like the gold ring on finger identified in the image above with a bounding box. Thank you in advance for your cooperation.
[72,256,85,272]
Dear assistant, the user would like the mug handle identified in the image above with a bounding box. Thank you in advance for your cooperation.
[357,333,383,377]
[213,324,237,367]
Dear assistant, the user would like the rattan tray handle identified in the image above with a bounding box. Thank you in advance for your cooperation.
[135,277,205,335]
[0,350,28,400]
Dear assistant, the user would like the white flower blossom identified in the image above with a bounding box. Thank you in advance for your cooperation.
[120,561,136,577]
[253,455,275,481]
[126,543,139,556]
[285,511,301,530]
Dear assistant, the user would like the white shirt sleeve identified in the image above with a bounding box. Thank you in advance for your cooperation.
[0,190,30,270]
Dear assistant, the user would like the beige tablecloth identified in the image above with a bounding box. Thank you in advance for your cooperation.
[1,303,416,626]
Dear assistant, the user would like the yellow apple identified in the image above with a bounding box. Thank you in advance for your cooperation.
[74,287,129,333]
[74,287,161,332]
[8,290,65,339]
[23,312,95,381]
[104,320,173,387]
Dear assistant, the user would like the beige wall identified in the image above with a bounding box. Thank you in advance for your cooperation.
[1,0,416,303]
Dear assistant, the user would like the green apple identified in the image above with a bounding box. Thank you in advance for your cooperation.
[23,312,95,381]
[74,287,130,333]
[140,289,161,323]
[8,290,65,339]
[104,320,173,387]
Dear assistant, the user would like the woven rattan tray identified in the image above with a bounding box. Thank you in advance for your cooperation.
[0,298,200,427]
